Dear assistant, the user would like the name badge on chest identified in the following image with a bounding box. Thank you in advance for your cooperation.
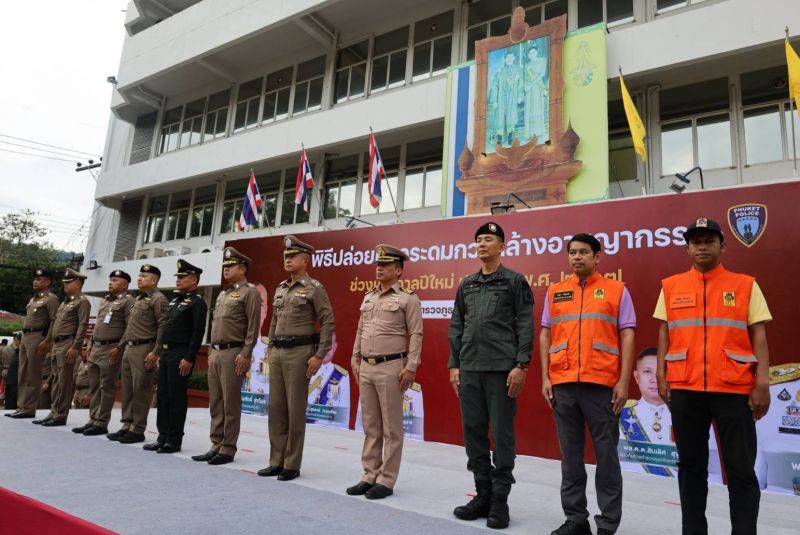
[553,291,574,303]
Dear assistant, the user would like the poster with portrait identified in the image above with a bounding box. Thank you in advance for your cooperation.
[241,284,270,415]
[355,382,425,441]
[305,350,351,429]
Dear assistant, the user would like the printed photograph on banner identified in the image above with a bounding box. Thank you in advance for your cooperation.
[356,382,425,441]
[755,363,800,496]
[242,284,269,415]
[618,347,722,483]
[305,333,351,429]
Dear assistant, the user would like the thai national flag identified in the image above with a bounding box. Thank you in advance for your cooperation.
[237,170,262,230]
[294,147,314,212]
[368,131,384,208]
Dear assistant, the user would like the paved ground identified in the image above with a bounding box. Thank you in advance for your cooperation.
[1,408,796,534]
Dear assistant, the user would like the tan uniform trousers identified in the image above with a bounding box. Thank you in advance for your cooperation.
[120,343,156,434]
[359,358,406,488]
[40,355,53,410]
[88,344,122,427]
[49,339,76,420]
[208,347,243,457]
[269,345,313,470]
[17,332,45,413]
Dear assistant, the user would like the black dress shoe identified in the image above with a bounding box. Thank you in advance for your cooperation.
[41,419,67,427]
[82,425,108,436]
[3,411,17,417]
[207,453,234,465]
[346,481,374,495]
[157,444,181,454]
[117,432,145,444]
[32,416,53,425]
[107,430,128,441]
[143,442,165,451]
[72,423,92,434]
[277,469,300,481]
[257,465,284,477]
[9,412,35,419]
[365,483,393,500]
[191,450,217,462]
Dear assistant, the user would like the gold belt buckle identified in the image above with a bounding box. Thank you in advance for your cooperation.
[367,357,376,365]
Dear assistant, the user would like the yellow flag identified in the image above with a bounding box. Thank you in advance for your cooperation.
[619,71,646,161]
[786,38,800,114]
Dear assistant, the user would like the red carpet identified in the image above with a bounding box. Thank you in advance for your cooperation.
[0,487,116,535]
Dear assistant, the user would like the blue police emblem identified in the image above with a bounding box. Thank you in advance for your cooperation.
[727,203,767,247]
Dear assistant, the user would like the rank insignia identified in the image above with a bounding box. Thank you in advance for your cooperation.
[777,388,791,402]
[285,237,292,247]
[593,288,605,300]
[722,291,735,307]
[378,245,386,257]
[229,292,240,299]
[489,223,497,232]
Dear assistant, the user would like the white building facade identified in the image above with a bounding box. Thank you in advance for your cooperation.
[84,0,800,303]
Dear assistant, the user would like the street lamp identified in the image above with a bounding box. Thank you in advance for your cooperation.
[669,166,704,193]
[490,192,532,214]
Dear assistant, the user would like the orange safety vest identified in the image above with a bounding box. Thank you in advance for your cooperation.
[662,264,757,395]
[547,273,625,388]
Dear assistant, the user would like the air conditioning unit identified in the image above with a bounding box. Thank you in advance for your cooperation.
[135,247,164,259]
[163,246,191,256]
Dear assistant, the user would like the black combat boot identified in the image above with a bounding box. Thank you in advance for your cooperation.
[453,481,492,521]
[486,493,510,529]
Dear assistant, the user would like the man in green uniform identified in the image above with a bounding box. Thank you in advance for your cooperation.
[448,222,534,530]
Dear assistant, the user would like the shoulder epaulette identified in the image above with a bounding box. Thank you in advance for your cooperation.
[401,287,414,294]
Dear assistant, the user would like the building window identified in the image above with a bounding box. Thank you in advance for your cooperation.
[280,165,311,226]
[740,66,800,165]
[577,0,634,28]
[412,11,453,80]
[180,99,205,148]
[324,155,359,219]
[219,172,281,233]
[293,56,326,116]
[404,137,443,209]
[520,0,568,25]
[335,41,369,103]
[144,195,168,243]
[608,100,639,183]
[659,78,731,175]
[203,89,230,142]
[371,27,409,94]
[233,78,263,133]
[165,190,191,241]
[656,0,707,15]
[360,145,401,215]
[158,106,182,154]
[263,67,292,123]
[190,185,216,238]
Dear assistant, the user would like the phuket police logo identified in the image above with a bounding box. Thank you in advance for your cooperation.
[727,203,767,247]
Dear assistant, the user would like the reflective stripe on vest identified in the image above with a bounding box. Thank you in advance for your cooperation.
[551,312,617,326]
[549,341,568,353]
[667,317,747,330]
[591,340,619,355]
[724,350,757,363]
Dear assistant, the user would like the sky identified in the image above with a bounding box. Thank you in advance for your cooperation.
[0,1,128,252]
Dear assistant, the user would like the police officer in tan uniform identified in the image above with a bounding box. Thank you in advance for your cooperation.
[33,269,90,426]
[108,264,168,444]
[347,244,423,500]
[73,270,133,436]
[258,235,335,481]
[192,247,261,465]
[6,269,59,418]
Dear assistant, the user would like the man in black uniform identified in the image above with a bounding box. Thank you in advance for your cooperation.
[143,259,207,454]
[448,222,534,530]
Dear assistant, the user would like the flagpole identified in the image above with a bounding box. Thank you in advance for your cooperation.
[787,27,798,176]
[370,126,401,222]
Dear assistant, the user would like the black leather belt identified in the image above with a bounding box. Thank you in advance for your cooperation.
[272,333,320,348]
[162,342,187,350]
[93,338,121,347]
[126,338,155,347]
[211,341,244,351]
[22,327,46,334]
[53,335,73,343]
[363,352,407,365]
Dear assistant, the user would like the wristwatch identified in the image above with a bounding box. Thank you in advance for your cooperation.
[516,362,529,371]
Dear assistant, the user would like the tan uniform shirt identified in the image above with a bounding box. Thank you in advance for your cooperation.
[49,293,91,349]
[211,279,262,358]
[24,291,59,331]
[352,283,424,372]
[93,293,133,342]
[121,289,168,355]
[269,273,335,358]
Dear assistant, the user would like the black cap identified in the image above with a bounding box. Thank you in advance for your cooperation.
[175,259,203,277]
[140,264,161,277]
[109,270,131,283]
[474,221,505,241]
[33,268,53,280]
[683,218,724,243]
[568,233,602,253]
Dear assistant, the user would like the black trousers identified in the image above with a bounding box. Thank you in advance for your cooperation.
[671,389,759,535]
[459,370,517,496]
[156,350,192,446]
[553,382,622,533]
[4,384,18,410]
